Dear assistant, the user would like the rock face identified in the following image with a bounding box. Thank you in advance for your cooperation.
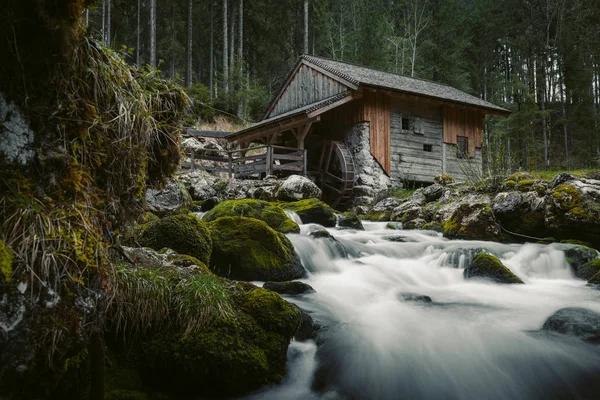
[562,244,599,279]
[443,201,502,241]
[263,281,315,295]
[542,307,600,343]
[344,122,391,206]
[492,191,546,236]
[137,214,212,265]
[208,217,305,281]
[464,253,524,284]
[0,92,34,165]
[423,184,445,202]
[144,179,192,215]
[203,199,300,233]
[282,199,337,227]
[275,175,322,201]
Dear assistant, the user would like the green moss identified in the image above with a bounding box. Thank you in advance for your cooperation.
[551,184,581,210]
[579,259,600,281]
[516,179,535,191]
[465,253,524,284]
[443,203,499,241]
[203,199,299,233]
[281,199,336,227]
[507,172,533,182]
[239,288,302,336]
[360,210,388,221]
[208,217,304,281]
[386,222,401,230]
[0,240,14,282]
[503,180,517,190]
[138,214,212,265]
[589,270,600,284]
[434,174,455,185]
[561,239,594,248]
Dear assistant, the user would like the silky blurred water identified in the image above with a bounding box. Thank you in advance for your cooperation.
[244,221,600,400]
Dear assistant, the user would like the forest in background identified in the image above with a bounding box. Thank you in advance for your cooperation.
[87,0,600,174]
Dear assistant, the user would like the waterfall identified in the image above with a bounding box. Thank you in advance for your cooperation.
[245,221,600,400]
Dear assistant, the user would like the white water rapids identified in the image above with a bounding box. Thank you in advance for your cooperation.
[245,219,600,400]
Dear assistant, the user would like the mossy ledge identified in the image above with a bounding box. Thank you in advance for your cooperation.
[280,198,337,227]
[203,199,300,233]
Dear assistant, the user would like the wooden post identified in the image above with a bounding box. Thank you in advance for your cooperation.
[303,149,308,176]
[228,151,233,180]
[266,145,273,176]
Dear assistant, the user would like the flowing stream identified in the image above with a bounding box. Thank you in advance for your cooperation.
[245,219,600,400]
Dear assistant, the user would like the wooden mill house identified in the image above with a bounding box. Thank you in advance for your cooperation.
[189,55,509,207]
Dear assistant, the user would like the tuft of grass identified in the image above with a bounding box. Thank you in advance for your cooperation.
[108,264,234,338]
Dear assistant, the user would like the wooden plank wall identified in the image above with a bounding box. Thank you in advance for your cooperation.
[442,106,484,154]
[363,91,391,174]
[390,98,443,182]
[271,64,348,117]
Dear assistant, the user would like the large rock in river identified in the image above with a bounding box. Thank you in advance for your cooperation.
[275,175,322,201]
[203,199,299,233]
[464,253,524,284]
[443,201,503,241]
[137,214,212,265]
[541,307,600,343]
[282,198,337,227]
[208,217,305,281]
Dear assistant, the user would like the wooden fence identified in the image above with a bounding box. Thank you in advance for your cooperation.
[182,145,307,179]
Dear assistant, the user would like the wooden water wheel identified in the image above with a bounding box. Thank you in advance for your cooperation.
[314,141,355,208]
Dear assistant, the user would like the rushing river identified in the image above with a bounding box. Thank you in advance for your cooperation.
[244,219,600,400]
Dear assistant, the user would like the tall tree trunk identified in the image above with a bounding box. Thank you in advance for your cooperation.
[150,0,157,69]
[101,0,106,45]
[559,59,568,168]
[136,0,141,65]
[170,5,176,79]
[209,1,214,100]
[223,0,229,94]
[304,0,309,54]
[230,6,236,80]
[185,0,193,88]
[106,0,111,46]
[237,0,244,118]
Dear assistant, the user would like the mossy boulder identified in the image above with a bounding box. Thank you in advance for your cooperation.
[0,239,14,283]
[589,270,600,284]
[138,285,303,398]
[263,281,315,295]
[546,181,600,248]
[464,253,524,284]
[443,202,502,241]
[578,259,600,281]
[337,213,364,230]
[563,245,599,279]
[208,217,305,281]
[492,191,546,237]
[137,214,212,265]
[281,199,337,227]
[541,307,600,343]
[203,199,299,234]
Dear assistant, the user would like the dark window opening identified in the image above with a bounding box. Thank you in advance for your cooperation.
[457,136,468,158]
[402,117,411,131]
[423,144,433,152]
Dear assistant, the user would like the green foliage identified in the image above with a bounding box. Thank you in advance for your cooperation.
[434,174,455,185]
[108,263,234,337]
[203,199,300,233]
[138,214,212,265]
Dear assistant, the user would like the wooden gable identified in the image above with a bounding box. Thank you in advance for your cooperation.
[266,61,358,119]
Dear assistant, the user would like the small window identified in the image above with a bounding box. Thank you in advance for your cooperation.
[457,136,468,158]
[423,144,433,152]
[402,117,411,131]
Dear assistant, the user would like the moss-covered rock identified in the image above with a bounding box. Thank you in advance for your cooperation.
[443,202,502,241]
[492,191,546,238]
[563,245,599,279]
[137,214,212,265]
[0,239,14,283]
[208,217,305,281]
[203,199,299,234]
[464,253,524,284]
[578,259,600,281]
[281,199,337,227]
[546,182,600,248]
[263,281,315,295]
[434,174,455,185]
[136,284,304,398]
[337,213,364,230]
[589,270,600,284]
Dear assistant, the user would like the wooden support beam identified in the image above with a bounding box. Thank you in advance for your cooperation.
[307,95,355,119]
[297,121,312,150]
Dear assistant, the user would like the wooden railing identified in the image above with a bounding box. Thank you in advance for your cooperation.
[182,145,307,179]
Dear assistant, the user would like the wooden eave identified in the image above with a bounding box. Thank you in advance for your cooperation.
[363,84,511,117]
[229,92,356,144]
[263,57,359,119]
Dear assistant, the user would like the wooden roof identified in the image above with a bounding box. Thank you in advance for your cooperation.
[301,55,509,115]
